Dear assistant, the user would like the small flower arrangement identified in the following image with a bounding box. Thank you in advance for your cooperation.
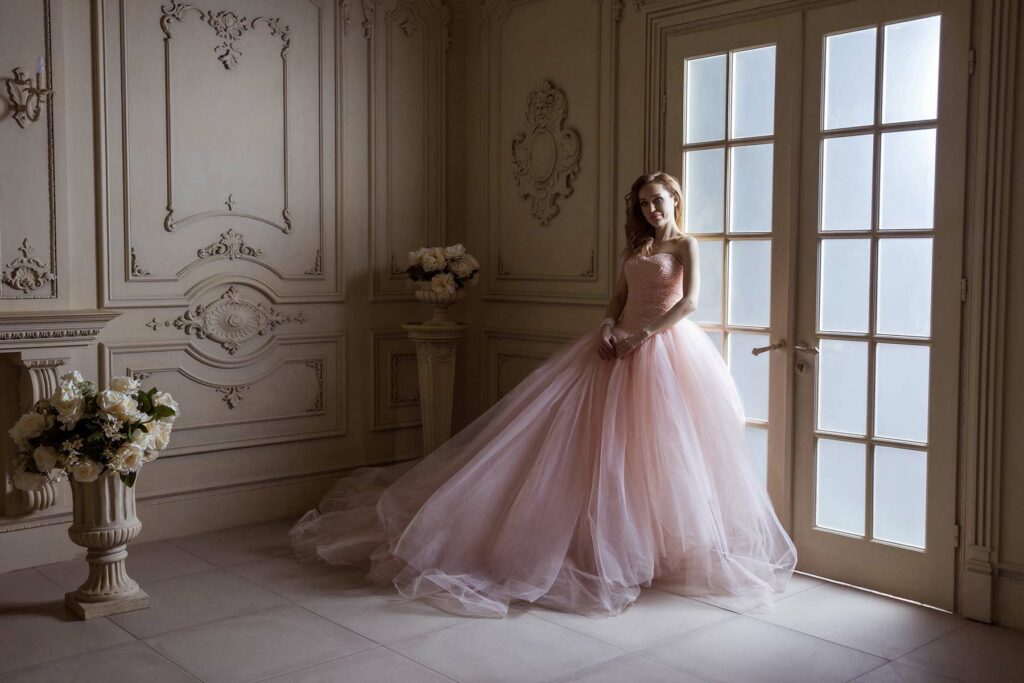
[7,371,178,491]
[406,243,481,296]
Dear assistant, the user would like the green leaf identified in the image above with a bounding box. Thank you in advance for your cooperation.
[152,405,177,420]
[120,471,137,488]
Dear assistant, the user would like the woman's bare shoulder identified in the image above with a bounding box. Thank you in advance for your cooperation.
[668,234,697,265]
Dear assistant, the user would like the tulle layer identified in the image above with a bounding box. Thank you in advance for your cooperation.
[291,320,797,618]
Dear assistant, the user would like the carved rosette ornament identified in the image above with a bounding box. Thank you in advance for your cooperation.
[197,229,263,260]
[150,286,305,354]
[2,239,56,292]
[159,2,291,69]
[511,81,581,226]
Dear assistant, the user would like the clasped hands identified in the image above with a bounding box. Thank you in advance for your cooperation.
[597,321,651,361]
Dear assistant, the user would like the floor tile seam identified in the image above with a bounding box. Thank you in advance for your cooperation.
[745,605,970,662]
[540,650,635,683]
[244,645,393,683]
[0,631,146,678]
[29,566,75,595]
[287,597,394,648]
[375,644,463,682]
[522,604,735,654]
[845,659,970,683]
[136,639,205,682]
[139,602,308,645]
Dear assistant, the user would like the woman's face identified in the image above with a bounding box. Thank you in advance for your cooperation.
[637,183,675,229]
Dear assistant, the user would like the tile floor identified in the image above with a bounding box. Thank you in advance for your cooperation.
[2,519,1022,683]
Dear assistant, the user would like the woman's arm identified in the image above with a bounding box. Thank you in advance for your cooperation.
[597,265,628,361]
[643,236,700,335]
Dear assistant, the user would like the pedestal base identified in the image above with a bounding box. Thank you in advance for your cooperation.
[65,589,149,620]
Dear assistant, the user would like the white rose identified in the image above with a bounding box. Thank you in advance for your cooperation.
[451,259,476,278]
[143,448,160,463]
[149,420,173,450]
[109,375,141,394]
[444,243,466,259]
[72,459,103,483]
[420,247,447,273]
[430,272,457,296]
[8,424,28,452]
[131,426,154,450]
[407,247,427,268]
[462,254,480,271]
[32,446,59,472]
[152,392,179,422]
[13,412,47,440]
[97,389,124,414]
[467,272,480,287]
[114,443,145,472]
[60,370,85,384]
[98,390,143,423]
[51,380,85,429]
[13,470,46,491]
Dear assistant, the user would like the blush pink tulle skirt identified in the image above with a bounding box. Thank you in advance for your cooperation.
[290,320,798,618]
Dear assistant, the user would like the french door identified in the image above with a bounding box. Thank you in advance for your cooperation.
[664,0,969,609]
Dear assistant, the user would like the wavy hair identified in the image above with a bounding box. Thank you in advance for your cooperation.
[622,172,684,257]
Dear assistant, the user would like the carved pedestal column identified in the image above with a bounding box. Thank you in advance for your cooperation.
[65,474,148,619]
[13,356,69,513]
[402,323,468,456]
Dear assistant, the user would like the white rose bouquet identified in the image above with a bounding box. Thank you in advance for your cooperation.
[406,244,481,296]
[7,371,178,491]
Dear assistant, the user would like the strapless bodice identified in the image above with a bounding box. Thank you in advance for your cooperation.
[617,252,684,333]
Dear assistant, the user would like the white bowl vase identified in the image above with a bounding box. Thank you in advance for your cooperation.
[415,282,466,325]
[65,474,149,619]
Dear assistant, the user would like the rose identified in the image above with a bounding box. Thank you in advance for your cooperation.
[420,247,447,273]
[32,446,59,473]
[109,375,141,394]
[143,449,160,463]
[149,420,173,450]
[430,272,457,296]
[462,254,480,271]
[97,390,143,423]
[444,243,466,259]
[152,392,179,422]
[51,380,85,429]
[407,247,427,268]
[131,426,154,450]
[451,259,476,279]
[72,459,103,483]
[13,471,46,491]
[113,443,145,472]
[9,412,47,450]
[60,370,84,384]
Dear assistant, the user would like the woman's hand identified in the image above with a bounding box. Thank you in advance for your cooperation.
[597,327,616,361]
[613,328,651,357]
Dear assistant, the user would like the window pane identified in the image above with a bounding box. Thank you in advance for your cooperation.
[746,426,769,489]
[879,129,936,230]
[686,54,727,144]
[705,329,723,355]
[821,134,873,231]
[875,343,930,443]
[816,438,866,535]
[874,446,927,548]
[824,28,877,130]
[820,238,870,333]
[728,332,770,422]
[731,46,776,139]
[728,240,771,327]
[684,148,725,233]
[877,238,933,337]
[692,239,723,324]
[729,143,773,233]
[882,16,941,124]
[817,339,868,435]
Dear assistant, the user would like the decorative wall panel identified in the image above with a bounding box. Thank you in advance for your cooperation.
[482,328,574,405]
[370,330,420,430]
[369,0,448,300]
[97,0,341,306]
[101,332,345,456]
[0,0,66,300]
[481,0,618,303]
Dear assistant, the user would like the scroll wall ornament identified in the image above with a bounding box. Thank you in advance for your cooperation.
[305,360,324,412]
[130,247,150,276]
[305,249,323,276]
[159,3,293,235]
[216,385,250,408]
[5,66,53,129]
[511,81,581,226]
[361,0,374,38]
[197,229,263,260]
[145,285,306,354]
[2,239,56,292]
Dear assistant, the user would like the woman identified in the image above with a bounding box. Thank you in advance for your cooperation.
[291,172,797,618]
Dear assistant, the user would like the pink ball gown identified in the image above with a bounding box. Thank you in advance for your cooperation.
[290,251,798,618]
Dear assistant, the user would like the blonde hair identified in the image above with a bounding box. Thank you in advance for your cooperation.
[622,172,684,257]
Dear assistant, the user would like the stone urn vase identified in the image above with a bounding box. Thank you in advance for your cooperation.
[65,473,149,619]
[415,282,466,325]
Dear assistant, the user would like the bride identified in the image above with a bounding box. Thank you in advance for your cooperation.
[291,171,798,618]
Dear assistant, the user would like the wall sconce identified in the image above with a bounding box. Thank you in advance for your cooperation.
[5,57,52,129]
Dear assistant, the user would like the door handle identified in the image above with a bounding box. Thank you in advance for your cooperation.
[794,342,820,355]
[751,339,786,356]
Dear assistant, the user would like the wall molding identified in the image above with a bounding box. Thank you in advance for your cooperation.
[370,330,421,431]
[481,328,576,405]
[959,0,1020,624]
